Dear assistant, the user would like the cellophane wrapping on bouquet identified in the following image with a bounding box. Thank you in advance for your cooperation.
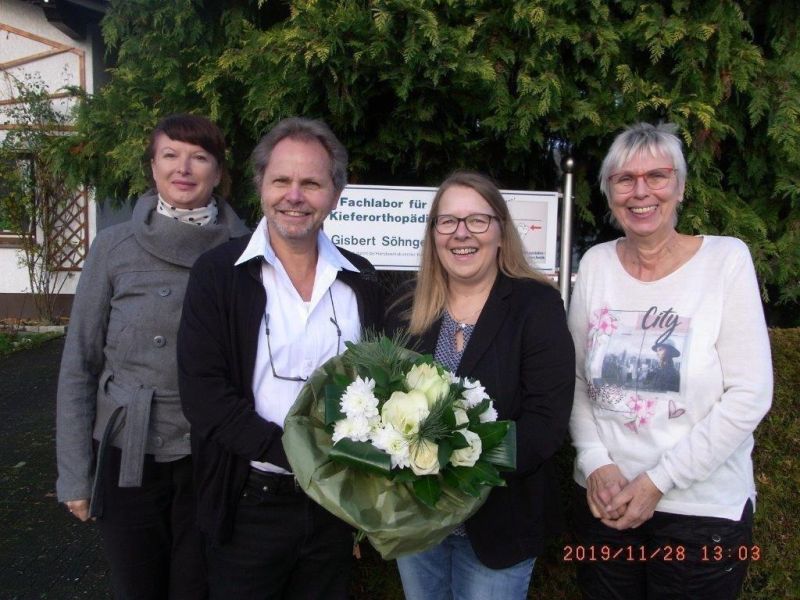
[282,338,514,559]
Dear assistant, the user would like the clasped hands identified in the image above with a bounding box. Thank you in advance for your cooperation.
[586,464,662,530]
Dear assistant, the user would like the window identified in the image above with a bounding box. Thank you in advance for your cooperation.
[0,154,35,239]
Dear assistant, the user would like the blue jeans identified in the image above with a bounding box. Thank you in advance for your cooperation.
[396,533,535,600]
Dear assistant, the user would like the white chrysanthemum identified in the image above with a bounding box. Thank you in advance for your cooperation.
[372,424,411,469]
[461,378,489,409]
[478,402,498,423]
[448,372,461,385]
[340,376,379,419]
[332,416,373,443]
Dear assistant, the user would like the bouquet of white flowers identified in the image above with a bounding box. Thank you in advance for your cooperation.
[282,335,515,558]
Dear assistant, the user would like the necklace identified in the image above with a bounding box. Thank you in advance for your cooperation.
[447,304,483,329]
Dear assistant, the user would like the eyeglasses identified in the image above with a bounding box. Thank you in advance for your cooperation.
[432,214,497,235]
[608,168,675,193]
[264,288,341,382]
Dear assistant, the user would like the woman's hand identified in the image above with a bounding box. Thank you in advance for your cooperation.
[65,499,90,522]
[601,473,662,530]
[586,464,628,520]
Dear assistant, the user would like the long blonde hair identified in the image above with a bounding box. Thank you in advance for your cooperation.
[408,171,551,335]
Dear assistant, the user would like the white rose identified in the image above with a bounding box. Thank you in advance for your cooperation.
[381,390,430,436]
[409,439,440,476]
[450,429,483,467]
[406,363,451,408]
[453,408,469,427]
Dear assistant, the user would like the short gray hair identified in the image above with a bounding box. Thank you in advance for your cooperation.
[251,117,348,195]
[599,122,687,200]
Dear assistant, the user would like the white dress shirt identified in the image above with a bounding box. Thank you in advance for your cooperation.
[236,217,362,473]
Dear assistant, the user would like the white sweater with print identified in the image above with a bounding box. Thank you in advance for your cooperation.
[568,236,773,520]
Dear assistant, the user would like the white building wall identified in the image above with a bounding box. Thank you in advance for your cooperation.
[1,0,99,297]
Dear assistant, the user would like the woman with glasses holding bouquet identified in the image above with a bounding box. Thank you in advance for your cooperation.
[569,122,773,599]
[388,171,575,598]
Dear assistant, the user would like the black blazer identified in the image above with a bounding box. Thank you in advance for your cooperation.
[389,272,575,568]
[178,234,384,543]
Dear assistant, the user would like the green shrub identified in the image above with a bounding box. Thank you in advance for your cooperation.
[348,329,799,599]
[744,328,800,599]
[0,331,62,357]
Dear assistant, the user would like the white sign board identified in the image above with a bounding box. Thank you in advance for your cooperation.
[325,184,559,272]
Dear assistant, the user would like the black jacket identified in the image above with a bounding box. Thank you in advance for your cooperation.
[177,234,383,543]
[388,273,575,568]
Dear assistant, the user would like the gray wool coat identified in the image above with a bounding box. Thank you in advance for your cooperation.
[56,191,250,502]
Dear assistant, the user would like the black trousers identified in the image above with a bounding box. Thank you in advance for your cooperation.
[572,484,753,600]
[205,468,353,600]
[96,446,206,600]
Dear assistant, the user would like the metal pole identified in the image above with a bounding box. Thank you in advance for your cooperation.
[559,158,574,311]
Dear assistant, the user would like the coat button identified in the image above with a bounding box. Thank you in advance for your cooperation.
[153,335,166,347]
[158,287,171,297]
[154,436,164,447]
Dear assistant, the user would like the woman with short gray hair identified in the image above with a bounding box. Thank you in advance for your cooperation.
[568,122,772,598]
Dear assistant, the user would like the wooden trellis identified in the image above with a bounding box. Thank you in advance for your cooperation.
[1,20,88,270]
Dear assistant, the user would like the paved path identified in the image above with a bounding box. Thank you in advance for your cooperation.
[0,338,407,599]
[0,338,110,599]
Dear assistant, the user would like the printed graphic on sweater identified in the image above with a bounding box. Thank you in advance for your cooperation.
[586,306,689,432]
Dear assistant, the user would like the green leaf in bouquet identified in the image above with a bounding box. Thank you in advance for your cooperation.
[344,332,414,379]
[480,421,516,471]
[413,475,442,509]
[466,398,492,424]
[469,460,506,487]
[382,376,408,399]
[335,372,353,385]
[437,438,454,467]
[324,383,348,426]
[442,466,481,497]
[471,421,511,451]
[414,353,435,365]
[417,395,453,441]
[448,385,463,402]
[370,365,391,389]
[329,439,392,476]
[442,405,457,429]
[450,431,470,450]
[379,335,397,357]
[391,468,417,483]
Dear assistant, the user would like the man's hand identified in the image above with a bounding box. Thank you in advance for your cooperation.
[601,473,662,530]
[65,499,91,522]
[586,464,628,520]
